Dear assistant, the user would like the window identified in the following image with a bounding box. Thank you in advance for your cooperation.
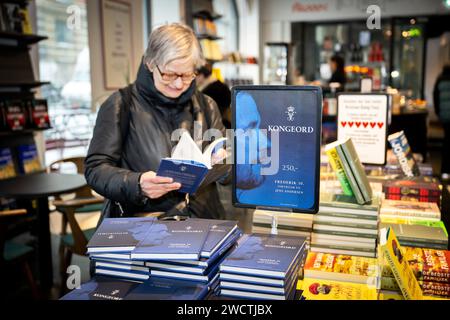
[36,0,94,161]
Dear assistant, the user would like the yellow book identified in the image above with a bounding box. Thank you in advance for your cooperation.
[378,290,404,300]
[379,227,423,300]
[301,278,378,300]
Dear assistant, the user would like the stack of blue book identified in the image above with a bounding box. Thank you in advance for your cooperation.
[87,217,157,281]
[218,234,307,300]
[132,218,241,284]
[60,276,215,300]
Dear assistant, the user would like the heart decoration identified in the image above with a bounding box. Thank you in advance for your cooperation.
[370,122,376,128]
[363,122,369,128]
[377,122,384,129]
[341,121,347,128]
[355,122,361,128]
[348,122,354,128]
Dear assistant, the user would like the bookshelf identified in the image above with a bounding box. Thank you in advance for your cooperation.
[0,0,50,184]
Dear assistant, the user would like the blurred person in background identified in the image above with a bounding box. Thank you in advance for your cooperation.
[328,54,347,90]
[196,63,232,129]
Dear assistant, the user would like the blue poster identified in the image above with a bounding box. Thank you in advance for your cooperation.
[232,86,322,213]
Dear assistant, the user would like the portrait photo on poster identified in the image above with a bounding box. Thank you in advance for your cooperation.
[232,86,322,213]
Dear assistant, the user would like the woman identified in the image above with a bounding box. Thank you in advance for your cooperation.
[328,55,347,89]
[85,23,227,219]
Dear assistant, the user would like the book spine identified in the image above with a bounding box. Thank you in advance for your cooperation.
[312,228,378,239]
[325,147,354,196]
[313,220,377,230]
[339,140,373,203]
[383,186,441,198]
[310,243,375,253]
[335,145,365,204]
[317,210,378,220]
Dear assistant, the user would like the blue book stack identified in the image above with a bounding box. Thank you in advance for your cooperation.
[140,219,241,283]
[87,217,156,281]
[82,217,241,295]
[218,234,307,300]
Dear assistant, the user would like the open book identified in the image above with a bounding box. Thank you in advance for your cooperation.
[156,131,230,194]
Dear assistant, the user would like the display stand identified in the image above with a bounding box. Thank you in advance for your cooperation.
[254,206,295,236]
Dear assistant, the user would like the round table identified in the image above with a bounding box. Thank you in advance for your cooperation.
[0,172,87,291]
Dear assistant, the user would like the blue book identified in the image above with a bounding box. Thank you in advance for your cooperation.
[60,276,141,300]
[151,229,241,270]
[124,276,213,300]
[95,267,149,282]
[220,234,307,279]
[156,131,229,194]
[232,86,322,213]
[131,219,210,260]
[17,144,41,174]
[87,217,156,253]
[90,257,145,266]
[94,261,149,273]
[0,147,16,180]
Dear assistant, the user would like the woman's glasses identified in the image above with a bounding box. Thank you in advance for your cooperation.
[155,65,197,83]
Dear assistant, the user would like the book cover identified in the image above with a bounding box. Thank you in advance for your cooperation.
[380,199,441,220]
[379,227,423,300]
[124,276,211,300]
[325,146,354,196]
[384,194,441,206]
[310,246,376,258]
[156,131,229,194]
[0,147,16,180]
[388,131,421,177]
[220,234,306,278]
[380,223,448,245]
[303,252,378,284]
[378,290,404,300]
[87,217,156,253]
[5,101,27,131]
[27,99,50,129]
[300,278,378,300]
[402,247,450,283]
[421,281,450,298]
[131,219,210,260]
[60,276,140,300]
[232,86,322,213]
[189,219,238,258]
[17,144,41,174]
[380,218,448,236]
[94,268,149,281]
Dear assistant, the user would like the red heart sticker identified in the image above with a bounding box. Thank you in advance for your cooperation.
[377,122,384,129]
[363,122,369,128]
[370,122,376,128]
[355,122,361,128]
[348,122,354,128]
[341,121,347,127]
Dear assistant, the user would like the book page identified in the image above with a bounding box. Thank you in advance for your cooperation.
[202,137,227,168]
[171,132,204,164]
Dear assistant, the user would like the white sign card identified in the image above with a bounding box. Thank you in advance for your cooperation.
[101,0,134,90]
[337,93,389,165]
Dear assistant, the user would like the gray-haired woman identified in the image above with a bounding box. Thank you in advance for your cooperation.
[85,23,227,219]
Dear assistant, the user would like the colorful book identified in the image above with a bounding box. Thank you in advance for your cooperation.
[387,131,420,177]
[17,144,41,174]
[300,278,377,300]
[325,138,373,204]
[379,227,423,300]
[325,146,354,196]
[220,234,307,279]
[303,252,378,284]
[383,176,442,198]
[131,219,210,260]
[384,194,441,206]
[0,147,16,180]
[87,217,156,253]
[380,199,441,220]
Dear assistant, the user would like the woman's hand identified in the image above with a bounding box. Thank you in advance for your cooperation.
[139,171,181,199]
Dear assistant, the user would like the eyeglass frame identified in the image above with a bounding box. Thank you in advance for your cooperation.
[155,65,197,83]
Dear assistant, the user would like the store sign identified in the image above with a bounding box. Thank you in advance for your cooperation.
[291,2,329,12]
[337,93,389,165]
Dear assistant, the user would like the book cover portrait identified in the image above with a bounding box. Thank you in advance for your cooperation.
[232,86,322,213]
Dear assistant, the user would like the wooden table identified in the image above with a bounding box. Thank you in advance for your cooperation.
[0,172,87,291]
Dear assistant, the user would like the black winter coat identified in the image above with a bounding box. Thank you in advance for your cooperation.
[85,63,226,219]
